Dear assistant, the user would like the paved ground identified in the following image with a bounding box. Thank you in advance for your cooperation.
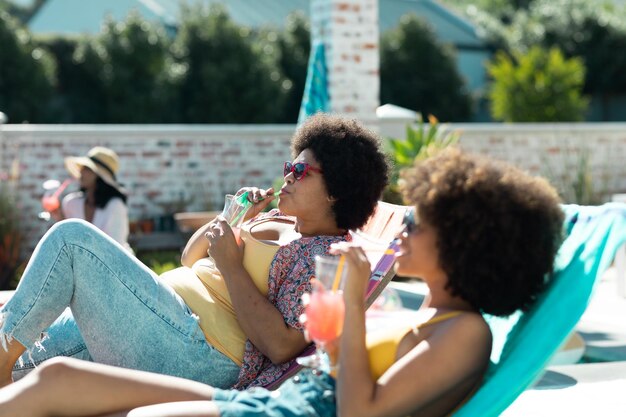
[575,265,626,363]
[503,265,626,416]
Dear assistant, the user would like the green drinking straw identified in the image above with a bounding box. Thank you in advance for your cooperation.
[229,192,251,227]
[229,191,280,227]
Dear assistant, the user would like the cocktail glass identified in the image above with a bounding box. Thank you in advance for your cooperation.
[297,255,349,373]
[220,193,251,242]
[39,179,73,221]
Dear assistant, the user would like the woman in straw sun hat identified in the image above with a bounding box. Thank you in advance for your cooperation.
[59,146,131,251]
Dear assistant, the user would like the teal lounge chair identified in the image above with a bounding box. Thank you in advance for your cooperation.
[452,203,626,417]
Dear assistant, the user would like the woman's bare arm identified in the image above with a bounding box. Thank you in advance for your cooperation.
[338,313,490,417]
[180,187,274,268]
[222,266,308,364]
[331,244,491,417]
[180,220,218,267]
[208,218,308,364]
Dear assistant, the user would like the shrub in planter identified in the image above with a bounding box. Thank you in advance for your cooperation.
[384,114,460,204]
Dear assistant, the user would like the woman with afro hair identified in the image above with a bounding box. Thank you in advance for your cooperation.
[0,114,389,392]
[0,148,564,417]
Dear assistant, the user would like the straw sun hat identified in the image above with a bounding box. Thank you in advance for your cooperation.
[64,146,127,195]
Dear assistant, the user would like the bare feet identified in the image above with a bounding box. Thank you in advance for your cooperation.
[0,338,25,390]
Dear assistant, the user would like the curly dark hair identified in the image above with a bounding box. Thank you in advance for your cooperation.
[400,147,564,316]
[291,114,390,230]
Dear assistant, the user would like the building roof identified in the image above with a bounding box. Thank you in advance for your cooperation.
[29,0,485,48]
[29,0,178,33]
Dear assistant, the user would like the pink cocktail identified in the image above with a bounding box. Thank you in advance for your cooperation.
[298,255,349,372]
[41,195,60,212]
[305,290,345,344]
[39,179,74,221]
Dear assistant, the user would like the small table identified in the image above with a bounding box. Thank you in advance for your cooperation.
[129,231,186,254]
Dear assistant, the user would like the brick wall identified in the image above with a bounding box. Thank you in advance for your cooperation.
[0,124,295,253]
[453,123,626,200]
[2,122,626,254]
[312,0,380,124]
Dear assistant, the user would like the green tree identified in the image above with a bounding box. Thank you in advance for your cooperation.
[380,14,473,122]
[174,4,287,123]
[487,46,588,122]
[445,0,535,22]
[36,35,91,122]
[70,13,178,123]
[468,0,626,120]
[275,12,310,123]
[0,11,54,122]
[0,0,46,24]
[507,0,626,118]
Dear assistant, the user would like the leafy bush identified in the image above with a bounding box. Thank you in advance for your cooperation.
[383,114,460,204]
[381,14,473,122]
[487,46,588,122]
[0,11,55,123]
[71,13,178,123]
[469,0,626,119]
[448,0,536,23]
[174,4,287,123]
[274,12,310,123]
[510,0,626,101]
[35,35,92,122]
[137,250,180,275]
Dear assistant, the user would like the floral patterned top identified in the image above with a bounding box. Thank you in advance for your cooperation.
[233,210,350,389]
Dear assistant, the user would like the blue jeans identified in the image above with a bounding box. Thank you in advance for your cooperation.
[0,219,240,388]
[214,370,336,417]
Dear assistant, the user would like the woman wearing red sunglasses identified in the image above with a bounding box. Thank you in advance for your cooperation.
[0,148,564,417]
[0,114,389,394]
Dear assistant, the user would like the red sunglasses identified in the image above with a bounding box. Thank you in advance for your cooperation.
[283,161,323,181]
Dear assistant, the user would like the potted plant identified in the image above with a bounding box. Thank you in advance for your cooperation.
[384,114,460,203]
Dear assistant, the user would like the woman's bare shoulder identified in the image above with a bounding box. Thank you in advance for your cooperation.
[432,312,491,348]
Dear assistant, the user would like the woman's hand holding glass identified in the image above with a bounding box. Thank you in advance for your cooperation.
[329,243,373,307]
[299,244,372,372]
[235,186,276,222]
[298,253,357,372]
[204,218,244,274]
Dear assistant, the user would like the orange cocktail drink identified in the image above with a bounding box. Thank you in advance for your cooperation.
[305,289,345,344]
[39,179,74,220]
[41,195,61,212]
[298,255,348,372]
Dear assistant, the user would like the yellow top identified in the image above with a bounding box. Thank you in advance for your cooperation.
[366,311,463,380]
[160,218,281,366]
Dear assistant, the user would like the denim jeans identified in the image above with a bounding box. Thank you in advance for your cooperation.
[0,219,240,388]
[214,369,336,417]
